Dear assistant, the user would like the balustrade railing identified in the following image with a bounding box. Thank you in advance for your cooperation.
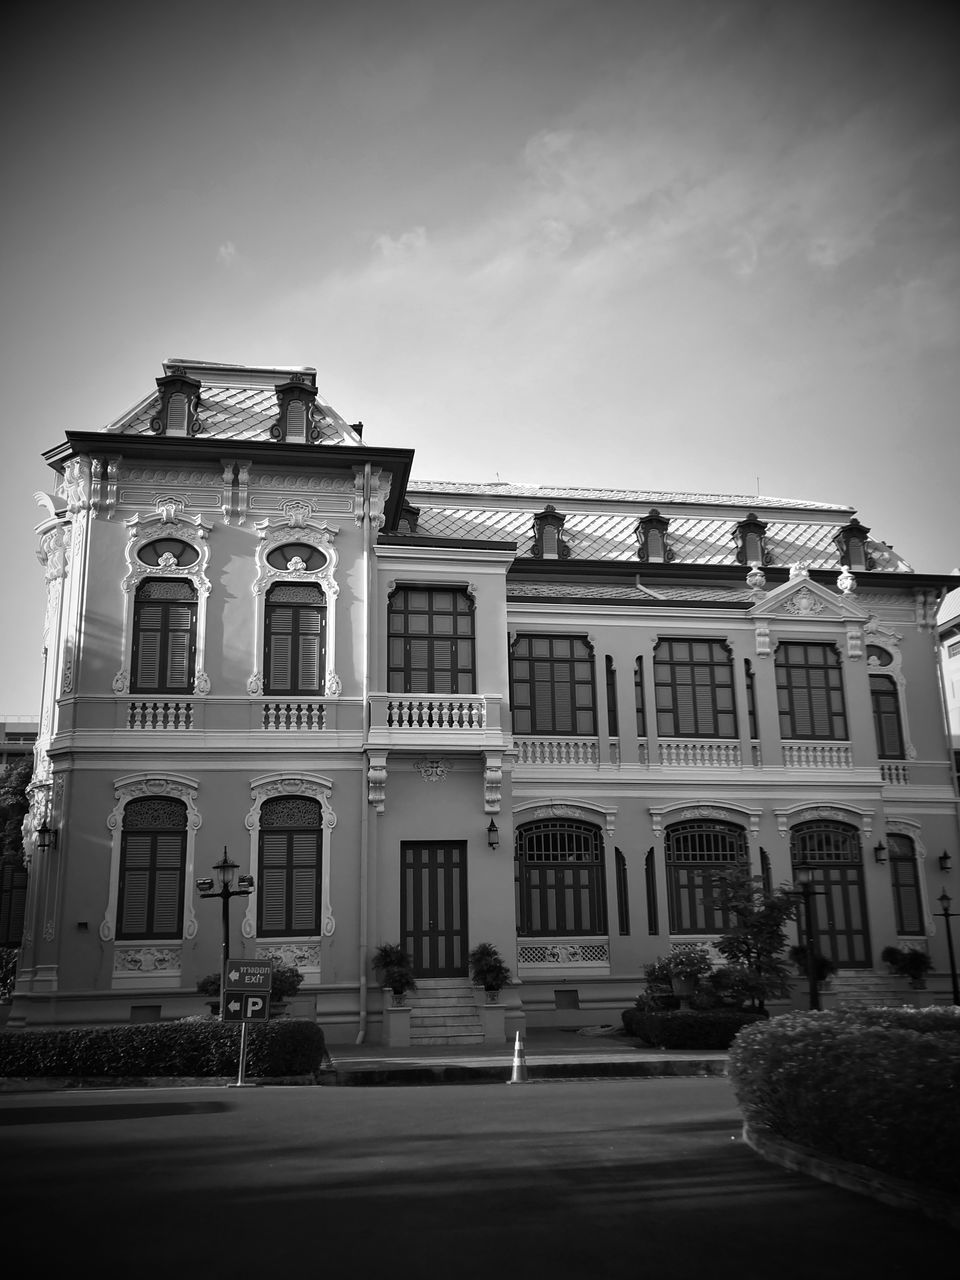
[127,701,194,730]
[880,761,910,785]
[383,697,486,729]
[782,742,853,769]
[658,739,742,767]
[514,737,600,766]
[262,701,326,731]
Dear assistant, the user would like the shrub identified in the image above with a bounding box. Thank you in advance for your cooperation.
[621,1007,765,1049]
[729,1009,960,1193]
[0,1018,328,1079]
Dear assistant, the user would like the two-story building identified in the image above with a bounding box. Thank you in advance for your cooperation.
[10,358,960,1040]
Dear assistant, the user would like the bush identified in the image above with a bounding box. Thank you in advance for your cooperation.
[0,1018,328,1079]
[621,1007,766,1049]
[729,1008,960,1193]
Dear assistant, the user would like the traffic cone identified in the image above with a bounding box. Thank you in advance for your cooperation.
[507,1029,529,1084]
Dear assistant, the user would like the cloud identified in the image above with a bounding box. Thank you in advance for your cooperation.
[373,226,428,264]
[216,241,238,267]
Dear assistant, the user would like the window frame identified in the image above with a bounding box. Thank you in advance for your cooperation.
[664,820,748,934]
[387,585,476,695]
[514,819,607,937]
[653,638,738,739]
[888,833,924,936]
[264,582,327,697]
[130,578,199,695]
[510,634,597,737]
[870,673,905,760]
[775,642,848,741]
[116,798,188,941]
[257,796,324,938]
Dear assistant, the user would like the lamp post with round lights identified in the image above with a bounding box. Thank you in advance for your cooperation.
[196,850,254,1021]
[937,890,960,1006]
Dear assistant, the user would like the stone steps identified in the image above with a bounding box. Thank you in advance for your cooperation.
[828,971,919,1007]
[409,977,483,1046]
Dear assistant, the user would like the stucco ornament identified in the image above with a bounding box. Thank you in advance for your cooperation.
[415,758,451,783]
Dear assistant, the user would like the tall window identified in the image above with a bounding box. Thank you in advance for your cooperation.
[634,658,646,737]
[605,657,619,738]
[745,660,757,739]
[870,675,904,759]
[665,821,747,934]
[131,580,197,693]
[775,643,848,740]
[888,834,923,935]
[511,636,596,735]
[264,583,326,695]
[653,639,736,738]
[258,796,322,936]
[515,820,606,936]
[117,798,187,940]
[388,587,475,693]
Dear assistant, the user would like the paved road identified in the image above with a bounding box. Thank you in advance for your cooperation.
[0,1078,951,1277]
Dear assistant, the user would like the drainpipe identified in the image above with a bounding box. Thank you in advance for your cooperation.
[356,462,372,1043]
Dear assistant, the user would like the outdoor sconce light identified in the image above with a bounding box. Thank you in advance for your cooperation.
[237,874,255,890]
[940,850,953,873]
[195,877,214,893]
[873,842,887,865]
[35,820,58,852]
[487,819,500,850]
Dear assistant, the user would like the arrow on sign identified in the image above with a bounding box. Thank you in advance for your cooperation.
[228,968,240,982]
[228,999,242,1012]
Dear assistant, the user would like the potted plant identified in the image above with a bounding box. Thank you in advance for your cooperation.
[881,944,934,989]
[468,942,511,1001]
[788,945,838,986]
[656,943,714,1005]
[372,943,417,1005]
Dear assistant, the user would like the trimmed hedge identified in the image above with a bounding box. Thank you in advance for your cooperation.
[729,1008,960,1193]
[0,1018,328,1079]
[622,1007,766,1049]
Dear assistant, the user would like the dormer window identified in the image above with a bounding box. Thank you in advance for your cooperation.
[834,519,871,571]
[733,512,770,567]
[272,379,321,444]
[636,509,673,563]
[532,505,570,560]
[149,372,201,437]
[397,501,421,535]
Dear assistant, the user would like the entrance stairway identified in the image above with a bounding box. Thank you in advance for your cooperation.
[408,977,483,1046]
[828,971,918,1007]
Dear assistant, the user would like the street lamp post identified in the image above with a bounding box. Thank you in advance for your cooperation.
[795,864,821,1012]
[937,889,960,1006]
[196,849,255,1021]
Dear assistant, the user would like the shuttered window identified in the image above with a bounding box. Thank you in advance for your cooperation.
[131,580,197,693]
[264,584,326,695]
[514,820,606,936]
[870,675,904,759]
[117,798,187,940]
[510,635,596,735]
[665,821,748,934]
[257,797,322,937]
[653,639,737,738]
[387,587,475,694]
[889,834,923,936]
[775,643,848,740]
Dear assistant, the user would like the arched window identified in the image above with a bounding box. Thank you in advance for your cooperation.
[131,579,197,693]
[257,796,323,937]
[515,820,606,936]
[870,674,905,759]
[790,821,869,967]
[888,834,923,936]
[264,583,326,695]
[665,820,748,934]
[117,798,187,940]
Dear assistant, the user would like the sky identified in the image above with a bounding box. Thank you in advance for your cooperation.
[1,0,958,715]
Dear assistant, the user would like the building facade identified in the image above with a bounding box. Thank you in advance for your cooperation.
[11,359,960,1039]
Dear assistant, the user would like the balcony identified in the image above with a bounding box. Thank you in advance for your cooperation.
[367,693,506,750]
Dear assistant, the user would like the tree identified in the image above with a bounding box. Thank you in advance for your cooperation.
[0,758,32,856]
[0,758,32,973]
[705,866,798,1013]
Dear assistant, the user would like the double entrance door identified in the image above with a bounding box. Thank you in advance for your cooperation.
[400,842,468,978]
[796,862,871,968]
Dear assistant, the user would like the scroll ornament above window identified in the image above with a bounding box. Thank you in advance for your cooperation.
[531,505,571,560]
[149,371,202,437]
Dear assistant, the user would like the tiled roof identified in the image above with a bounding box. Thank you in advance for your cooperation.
[507,583,758,603]
[939,583,960,627]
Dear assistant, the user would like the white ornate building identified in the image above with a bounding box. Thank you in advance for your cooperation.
[11,358,960,1039]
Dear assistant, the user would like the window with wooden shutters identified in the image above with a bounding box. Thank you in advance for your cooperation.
[665,821,747,934]
[653,639,737,738]
[888,834,923,936]
[131,579,197,693]
[387,587,475,694]
[117,798,186,940]
[870,675,904,759]
[257,797,322,936]
[510,635,596,735]
[514,820,606,936]
[264,584,326,695]
[775,642,848,740]
[605,656,619,738]
[634,658,646,737]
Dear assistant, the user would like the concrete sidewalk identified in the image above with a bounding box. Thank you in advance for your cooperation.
[323,1026,728,1085]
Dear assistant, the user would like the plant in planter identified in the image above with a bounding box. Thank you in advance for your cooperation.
[468,942,512,1000]
[788,945,838,986]
[881,945,934,988]
[372,943,417,1004]
[654,943,714,1004]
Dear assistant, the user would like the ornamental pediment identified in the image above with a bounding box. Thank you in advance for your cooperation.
[747,574,869,624]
